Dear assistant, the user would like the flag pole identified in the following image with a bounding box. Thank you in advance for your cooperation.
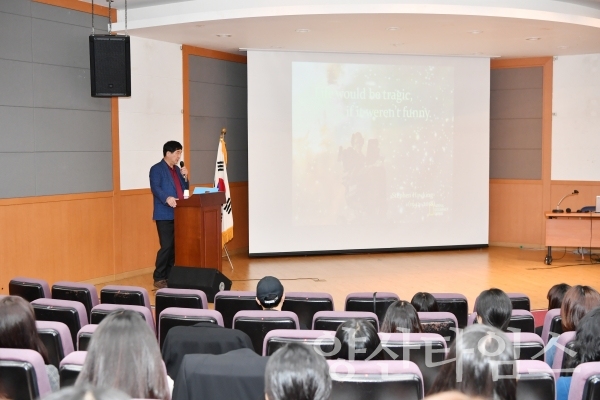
[220,127,234,271]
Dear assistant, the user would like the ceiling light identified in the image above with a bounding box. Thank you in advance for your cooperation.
[469,30,483,34]
[526,37,541,41]
[387,27,399,31]
[296,28,310,33]
[216,34,232,38]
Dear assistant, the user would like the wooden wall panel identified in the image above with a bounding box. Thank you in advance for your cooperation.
[550,181,600,212]
[227,182,249,253]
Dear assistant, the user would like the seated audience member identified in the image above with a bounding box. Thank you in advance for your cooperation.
[380,300,423,333]
[264,343,331,400]
[547,283,571,310]
[43,386,130,400]
[256,276,285,310]
[429,324,516,400]
[546,285,600,367]
[556,306,600,400]
[75,310,170,399]
[0,296,59,392]
[475,288,512,331]
[334,319,383,361]
[411,292,439,312]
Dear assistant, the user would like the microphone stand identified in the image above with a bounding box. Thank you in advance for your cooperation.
[553,190,579,213]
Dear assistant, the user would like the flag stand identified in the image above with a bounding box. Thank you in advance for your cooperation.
[223,244,234,271]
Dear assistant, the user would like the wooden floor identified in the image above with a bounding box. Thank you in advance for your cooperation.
[98,246,600,311]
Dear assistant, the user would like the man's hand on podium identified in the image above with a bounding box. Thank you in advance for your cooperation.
[166,196,177,208]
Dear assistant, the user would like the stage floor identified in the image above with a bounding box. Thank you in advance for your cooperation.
[98,246,600,311]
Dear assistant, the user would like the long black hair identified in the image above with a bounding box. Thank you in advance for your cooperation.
[475,288,512,331]
[334,319,383,361]
[381,300,422,333]
[562,306,600,376]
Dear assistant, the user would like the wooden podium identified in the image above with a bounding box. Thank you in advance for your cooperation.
[174,192,226,272]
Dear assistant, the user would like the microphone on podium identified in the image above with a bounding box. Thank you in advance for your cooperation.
[180,161,187,182]
[553,189,578,213]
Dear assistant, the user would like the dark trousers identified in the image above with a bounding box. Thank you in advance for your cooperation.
[154,220,175,281]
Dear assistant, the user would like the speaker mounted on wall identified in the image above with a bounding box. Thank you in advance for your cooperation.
[89,34,131,97]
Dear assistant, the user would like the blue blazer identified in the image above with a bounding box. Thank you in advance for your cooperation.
[150,159,189,220]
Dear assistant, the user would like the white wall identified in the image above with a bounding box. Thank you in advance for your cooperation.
[119,36,183,190]
[552,53,600,181]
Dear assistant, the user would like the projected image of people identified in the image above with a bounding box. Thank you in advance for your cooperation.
[292,61,453,227]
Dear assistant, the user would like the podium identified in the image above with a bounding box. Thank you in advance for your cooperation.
[174,192,226,272]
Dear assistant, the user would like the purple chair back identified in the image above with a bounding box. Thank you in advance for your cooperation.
[569,361,600,400]
[59,350,87,388]
[0,347,52,399]
[542,308,563,345]
[100,285,151,313]
[516,360,555,400]
[32,298,88,344]
[233,310,299,355]
[431,292,469,328]
[418,311,458,344]
[214,291,261,329]
[327,360,424,400]
[77,324,98,351]
[473,291,531,311]
[282,292,334,330]
[90,303,156,334]
[262,329,335,356]
[52,281,99,319]
[505,332,545,362]
[552,331,577,379]
[312,311,379,331]
[158,307,224,349]
[36,320,74,368]
[9,277,51,302]
[345,292,399,322]
[155,288,208,330]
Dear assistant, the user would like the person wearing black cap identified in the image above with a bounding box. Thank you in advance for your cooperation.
[256,276,285,310]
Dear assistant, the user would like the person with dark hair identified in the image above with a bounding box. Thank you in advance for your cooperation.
[380,300,423,333]
[75,310,170,399]
[256,276,285,310]
[264,343,331,400]
[149,140,189,289]
[545,285,600,367]
[556,306,600,400]
[429,324,517,400]
[411,292,439,312]
[0,296,59,392]
[475,288,512,331]
[334,319,383,361]
[43,386,131,400]
[547,283,571,310]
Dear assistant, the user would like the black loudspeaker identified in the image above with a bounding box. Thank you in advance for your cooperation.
[168,267,232,302]
[89,34,131,97]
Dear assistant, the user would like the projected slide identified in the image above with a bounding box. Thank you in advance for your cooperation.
[292,62,454,226]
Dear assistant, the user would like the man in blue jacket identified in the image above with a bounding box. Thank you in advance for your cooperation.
[149,141,189,289]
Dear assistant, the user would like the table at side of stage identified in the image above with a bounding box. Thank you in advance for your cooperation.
[544,212,600,264]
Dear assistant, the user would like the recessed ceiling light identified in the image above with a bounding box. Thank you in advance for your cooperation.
[387,27,399,31]
[526,37,541,41]
[469,30,483,34]
[296,28,310,33]
[216,34,232,38]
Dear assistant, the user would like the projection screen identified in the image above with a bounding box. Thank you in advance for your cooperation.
[247,50,490,255]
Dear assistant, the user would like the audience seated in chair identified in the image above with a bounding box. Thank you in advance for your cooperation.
[75,310,170,399]
[0,295,59,392]
[412,292,439,312]
[475,288,512,331]
[429,324,517,400]
[535,283,571,336]
[265,343,331,400]
[256,276,285,311]
[43,385,131,400]
[545,285,600,367]
[334,319,383,361]
[381,300,423,333]
[556,306,600,400]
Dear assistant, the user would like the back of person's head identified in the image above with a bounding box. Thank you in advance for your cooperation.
[547,283,571,310]
[429,324,516,400]
[75,310,169,400]
[256,276,284,309]
[43,386,131,400]
[334,319,382,361]
[381,300,423,333]
[565,306,600,373]
[475,288,512,331]
[411,292,439,312]
[265,343,331,400]
[0,295,49,364]
[162,140,182,156]
[561,285,600,331]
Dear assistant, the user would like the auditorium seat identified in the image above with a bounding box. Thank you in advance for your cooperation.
[90,303,155,334]
[312,311,379,331]
[9,277,51,302]
[431,292,469,328]
[516,360,555,400]
[568,361,600,400]
[155,288,207,331]
[31,298,88,345]
[507,292,531,311]
[214,291,261,329]
[328,359,424,400]
[232,310,299,355]
[0,348,52,400]
[467,310,535,333]
[505,332,545,362]
[36,320,74,368]
[541,308,563,345]
[77,324,98,351]
[378,332,447,394]
[345,292,399,322]
[59,351,87,388]
[100,285,151,313]
[158,307,224,349]
[282,291,334,330]
[51,281,99,319]
[551,331,577,379]
[418,311,458,345]
[263,329,336,357]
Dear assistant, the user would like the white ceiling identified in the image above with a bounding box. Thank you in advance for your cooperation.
[90,0,600,58]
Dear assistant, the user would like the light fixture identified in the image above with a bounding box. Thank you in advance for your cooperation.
[526,37,541,41]
[387,27,399,31]
[216,33,232,38]
[296,28,310,33]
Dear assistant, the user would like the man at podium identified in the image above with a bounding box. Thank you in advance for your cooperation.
[149,141,189,289]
